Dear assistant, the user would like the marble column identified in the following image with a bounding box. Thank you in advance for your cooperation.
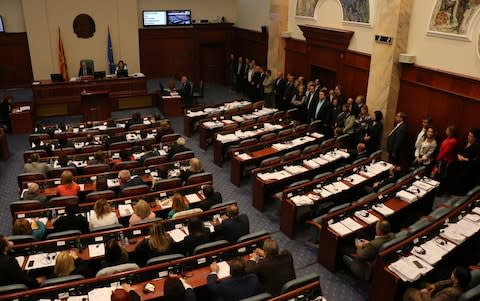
[268,0,289,74]
[366,0,414,150]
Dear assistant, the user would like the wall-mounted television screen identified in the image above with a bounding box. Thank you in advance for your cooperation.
[167,10,191,25]
[143,10,191,26]
[0,16,4,33]
[143,11,167,26]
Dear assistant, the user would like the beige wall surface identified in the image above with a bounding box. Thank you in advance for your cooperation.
[407,0,480,77]
[235,0,271,32]
[0,0,26,32]
[138,0,236,27]
[23,0,139,80]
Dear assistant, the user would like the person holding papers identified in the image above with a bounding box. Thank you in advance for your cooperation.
[0,235,39,288]
[129,199,156,226]
[178,217,210,256]
[207,257,260,301]
[89,199,119,230]
[403,266,471,301]
[345,220,394,280]
[134,222,173,267]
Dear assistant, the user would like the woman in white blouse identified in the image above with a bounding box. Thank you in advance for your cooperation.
[413,126,437,172]
[89,199,119,230]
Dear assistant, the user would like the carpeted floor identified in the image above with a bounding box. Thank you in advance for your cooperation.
[0,80,368,301]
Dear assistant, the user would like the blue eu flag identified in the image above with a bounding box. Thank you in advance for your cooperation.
[107,28,115,74]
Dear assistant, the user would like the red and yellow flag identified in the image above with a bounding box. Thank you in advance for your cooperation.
[58,27,69,80]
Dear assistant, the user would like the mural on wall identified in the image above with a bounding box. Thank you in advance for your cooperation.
[296,0,319,18]
[429,0,480,36]
[340,0,370,23]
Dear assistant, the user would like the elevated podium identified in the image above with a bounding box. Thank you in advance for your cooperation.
[81,90,110,121]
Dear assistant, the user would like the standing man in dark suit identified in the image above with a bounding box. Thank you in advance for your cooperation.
[214,204,249,243]
[179,75,192,106]
[78,61,93,77]
[305,83,319,122]
[273,71,287,110]
[246,239,296,295]
[387,112,408,164]
[207,257,260,301]
[241,58,250,95]
[235,56,244,92]
[312,89,333,137]
[282,74,296,111]
[252,66,265,101]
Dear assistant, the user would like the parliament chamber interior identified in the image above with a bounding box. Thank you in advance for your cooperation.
[0,0,480,300]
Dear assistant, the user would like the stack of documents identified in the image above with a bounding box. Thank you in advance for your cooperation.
[310,132,324,138]
[354,210,379,224]
[396,190,418,203]
[412,239,449,265]
[216,133,239,143]
[313,188,333,198]
[406,186,427,198]
[341,217,363,231]
[237,153,252,160]
[329,217,362,236]
[185,193,202,204]
[371,203,395,216]
[304,159,320,169]
[284,165,308,174]
[412,179,436,192]
[257,170,291,181]
[203,121,222,129]
[290,195,314,206]
[186,111,207,117]
[388,256,433,282]
[118,204,134,217]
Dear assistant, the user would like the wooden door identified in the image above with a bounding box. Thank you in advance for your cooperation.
[200,43,225,83]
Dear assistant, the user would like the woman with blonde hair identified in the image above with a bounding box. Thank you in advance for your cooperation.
[167,193,189,219]
[53,250,91,278]
[180,157,204,182]
[56,170,80,196]
[89,199,119,229]
[129,199,156,226]
[134,222,173,266]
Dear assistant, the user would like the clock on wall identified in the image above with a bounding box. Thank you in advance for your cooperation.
[73,14,95,38]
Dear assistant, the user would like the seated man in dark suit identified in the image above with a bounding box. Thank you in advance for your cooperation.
[347,142,368,162]
[246,239,296,295]
[344,219,394,280]
[78,61,93,77]
[195,184,222,211]
[167,137,190,160]
[207,257,260,301]
[214,204,249,243]
[118,169,145,196]
[52,199,89,234]
[139,144,160,164]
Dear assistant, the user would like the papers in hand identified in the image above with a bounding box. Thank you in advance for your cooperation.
[216,261,231,279]
[88,243,106,257]
[168,228,187,242]
[118,204,134,217]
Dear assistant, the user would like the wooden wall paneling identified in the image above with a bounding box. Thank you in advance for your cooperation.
[232,27,268,68]
[0,33,33,88]
[284,38,308,78]
[342,50,370,99]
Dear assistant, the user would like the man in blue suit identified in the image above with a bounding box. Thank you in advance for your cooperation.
[207,257,260,301]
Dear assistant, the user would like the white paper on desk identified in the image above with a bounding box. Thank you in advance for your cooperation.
[168,229,187,242]
[313,157,329,166]
[290,195,314,206]
[237,153,252,160]
[88,243,106,257]
[396,190,417,203]
[118,204,134,217]
[67,296,89,301]
[422,177,440,187]
[464,213,480,223]
[317,188,333,198]
[329,221,352,236]
[413,240,447,265]
[345,174,367,185]
[341,217,363,232]
[322,153,337,162]
[406,186,427,198]
[25,252,59,270]
[433,236,456,252]
[310,132,324,139]
[354,211,379,224]
[323,184,341,195]
[371,203,395,217]
[16,256,24,267]
[26,217,49,227]
[232,115,244,122]
[388,257,422,282]
[186,193,202,204]
[472,207,480,215]
[455,219,480,237]
[107,178,120,188]
[88,287,114,300]
[204,222,215,233]
[304,159,320,169]
[440,227,466,245]
[284,165,308,174]
[412,180,434,192]
[272,143,288,151]
[332,181,349,191]
[217,261,231,279]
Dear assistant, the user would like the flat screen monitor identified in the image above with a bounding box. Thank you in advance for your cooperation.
[167,10,191,25]
[0,16,4,33]
[143,11,167,26]
[50,73,64,82]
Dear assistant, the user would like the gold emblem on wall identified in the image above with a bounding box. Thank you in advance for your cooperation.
[73,14,96,38]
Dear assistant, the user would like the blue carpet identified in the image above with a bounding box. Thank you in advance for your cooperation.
[0,79,367,301]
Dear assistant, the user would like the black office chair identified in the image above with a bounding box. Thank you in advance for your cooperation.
[236,231,269,243]
[146,254,185,266]
[280,273,320,293]
[41,275,84,287]
[193,240,229,255]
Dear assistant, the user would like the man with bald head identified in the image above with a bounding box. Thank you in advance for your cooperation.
[23,182,47,207]
[118,169,145,196]
[214,204,250,243]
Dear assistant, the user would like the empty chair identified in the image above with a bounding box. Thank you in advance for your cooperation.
[193,240,229,255]
[378,183,395,193]
[83,164,110,175]
[259,132,277,143]
[10,200,43,219]
[161,133,181,144]
[257,115,271,123]
[171,151,195,161]
[112,160,141,171]
[277,128,293,139]
[430,206,453,220]
[108,141,131,151]
[240,293,272,301]
[272,179,310,202]
[407,218,431,234]
[135,138,156,147]
[352,158,367,165]
[294,124,309,135]
[369,150,382,159]
[90,223,123,233]
[412,165,426,176]
[96,263,139,277]
[146,254,185,266]
[286,108,299,120]
[81,145,104,153]
[467,185,480,197]
[120,185,150,197]
[0,284,29,294]
[241,119,257,128]
[396,174,411,184]
[280,273,320,293]
[171,208,203,219]
[50,167,77,178]
[186,172,212,185]
[236,230,269,243]
[223,123,239,132]
[17,173,45,190]
[7,235,36,244]
[272,111,285,121]
[320,138,335,150]
[46,230,82,240]
[308,120,322,133]
[259,156,282,168]
[283,149,301,161]
[334,165,347,173]
[153,177,182,191]
[143,155,168,166]
[313,171,332,180]
[303,144,320,155]
[353,192,377,205]
[305,213,328,243]
[239,138,257,147]
[40,275,84,287]
[328,202,351,214]
[85,190,115,202]
[49,196,79,208]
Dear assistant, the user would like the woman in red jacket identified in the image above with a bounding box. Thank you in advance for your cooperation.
[434,125,458,193]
